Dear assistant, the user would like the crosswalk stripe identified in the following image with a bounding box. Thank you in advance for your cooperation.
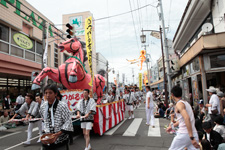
[123,118,142,136]
[148,118,161,137]
[104,118,127,135]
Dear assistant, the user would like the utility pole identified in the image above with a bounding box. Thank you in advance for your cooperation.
[41,20,46,94]
[106,61,109,93]
[160,27,168,107]
[158,0,172,97]
[132,68,134,85]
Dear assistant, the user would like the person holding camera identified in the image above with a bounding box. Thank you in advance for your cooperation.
[76,89,96,150]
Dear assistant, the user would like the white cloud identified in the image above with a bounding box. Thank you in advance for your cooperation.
[26,0,188,84]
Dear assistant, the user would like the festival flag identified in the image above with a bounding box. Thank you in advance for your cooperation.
[139,73,142,90]
[85,16,93,86]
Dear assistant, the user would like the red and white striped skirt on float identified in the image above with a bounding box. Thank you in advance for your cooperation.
[93,99,125,135]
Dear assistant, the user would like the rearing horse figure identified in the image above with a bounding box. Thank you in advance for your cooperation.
[31,37,105,104]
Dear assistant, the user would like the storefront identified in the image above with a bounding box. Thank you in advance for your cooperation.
[0,0,66,104]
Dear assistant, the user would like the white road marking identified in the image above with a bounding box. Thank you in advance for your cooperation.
[25,127,38,132]
[148,118,161,137]
[4,135,39,150]
[0,131,22,140]
[123,118,142,136]
[104,118,127,135]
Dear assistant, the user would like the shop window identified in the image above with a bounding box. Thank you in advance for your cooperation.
[36,42,43,55]
[54,43,58,68]
[183,65,190,77]
[190,58,200,74]
[36,54,42,63]
[0,41,9,53]
[11,46,23,58]
[0,24,9,42]
[210,54,225,68]
[25,51,35,61]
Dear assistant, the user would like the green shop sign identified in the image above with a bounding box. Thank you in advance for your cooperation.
[13,33,33,49]
[0,0,53,37]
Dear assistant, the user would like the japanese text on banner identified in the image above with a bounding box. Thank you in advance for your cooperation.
[85,16,93,86]
[139,73,142,90]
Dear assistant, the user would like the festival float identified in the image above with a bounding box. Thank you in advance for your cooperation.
[31,17,125,136]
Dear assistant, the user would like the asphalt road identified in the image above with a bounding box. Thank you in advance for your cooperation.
[0,101,174,150]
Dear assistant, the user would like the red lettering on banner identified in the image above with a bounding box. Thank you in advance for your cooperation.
[63,95,68,100]
[75,93,80,100]
[80,94,84,99]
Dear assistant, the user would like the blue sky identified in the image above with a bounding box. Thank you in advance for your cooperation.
[26,0,188,84]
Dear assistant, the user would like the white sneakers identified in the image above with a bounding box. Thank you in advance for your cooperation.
[23,141,31,145]
[88,143,91,150]
[128,115,134,119]
[85,143,91,150]
[37,138,41,143]
[146,123,150,126]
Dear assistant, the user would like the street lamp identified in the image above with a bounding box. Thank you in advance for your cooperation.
[140,34,146,43]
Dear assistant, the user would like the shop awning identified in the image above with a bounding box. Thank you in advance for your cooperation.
[150,78,164,86]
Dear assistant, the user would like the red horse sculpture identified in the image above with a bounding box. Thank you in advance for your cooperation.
[32,38,105,103]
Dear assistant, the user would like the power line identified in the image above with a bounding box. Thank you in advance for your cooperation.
[129,0,140,50]
[106,0,114,66]
[167,0,173,33]
[95,2,156,22]
[137,0,143,30]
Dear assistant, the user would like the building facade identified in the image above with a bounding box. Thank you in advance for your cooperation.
[0,0,66,101]
[173,0,225,105]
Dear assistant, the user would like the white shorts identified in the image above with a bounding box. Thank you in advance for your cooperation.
[126,105,134,111]
[81,122,93,130]
[169,132,199,150]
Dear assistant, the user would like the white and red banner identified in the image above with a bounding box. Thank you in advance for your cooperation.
[60,89,84,112]
[93,99,125,135]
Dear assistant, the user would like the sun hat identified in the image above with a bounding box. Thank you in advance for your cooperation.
[206,86,216,93]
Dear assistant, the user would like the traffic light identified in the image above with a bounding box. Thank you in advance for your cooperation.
[66,23,74,39]
[31,71,39,82]
[170,59,180,72]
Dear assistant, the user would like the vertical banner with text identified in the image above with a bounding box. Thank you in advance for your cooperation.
[139,73,142,90]
[85,16,93,87]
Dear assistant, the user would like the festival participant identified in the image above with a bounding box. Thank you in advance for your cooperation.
[76,89,96,150]
[145,86,155,127]
[30,93,44,143]
[10,94,37,145]
[4,95,11,109]
[40,84,73,150]
[15,93,24,110]
[126,89,136,119]
[167,86,200,150]
[131,88,137,109]
[135,88,140,108]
